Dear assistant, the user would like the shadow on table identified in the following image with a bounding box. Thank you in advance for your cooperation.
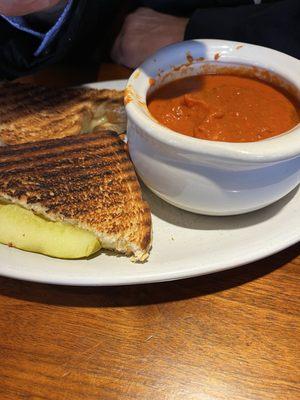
[0,243,299,307]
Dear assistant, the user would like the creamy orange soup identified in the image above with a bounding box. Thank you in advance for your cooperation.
[147,74,299,142]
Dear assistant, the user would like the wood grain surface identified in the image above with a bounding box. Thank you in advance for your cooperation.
[0,64,299,400]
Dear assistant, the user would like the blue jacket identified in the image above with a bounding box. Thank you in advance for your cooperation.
[0,0,299,79]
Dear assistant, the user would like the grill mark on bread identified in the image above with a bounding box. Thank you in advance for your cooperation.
[0,83,123,106]
[0,83,126,145]
[0,136,124,167]
[0,88,84,118]
[0,89,75,111]
[0,130,116,155]
[1,158,136,194]
[0,83,116,107]
[2,168,138,204]
[0,148,127,172]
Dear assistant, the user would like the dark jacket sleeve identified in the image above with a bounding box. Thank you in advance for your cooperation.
[185,0,300,59]
[0,0,121,80]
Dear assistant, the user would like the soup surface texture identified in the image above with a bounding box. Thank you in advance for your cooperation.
[147,74,299,142]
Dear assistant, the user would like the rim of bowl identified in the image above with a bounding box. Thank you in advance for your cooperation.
[126,39,300,163]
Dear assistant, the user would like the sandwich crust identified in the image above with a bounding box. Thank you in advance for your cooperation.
[0,130,152,261]
[0,82,126,145]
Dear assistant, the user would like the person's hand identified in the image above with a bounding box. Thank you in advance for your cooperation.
[0,0,61,16]
[111,7,188,69]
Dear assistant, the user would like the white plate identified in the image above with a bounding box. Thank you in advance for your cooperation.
[0,80,299,286]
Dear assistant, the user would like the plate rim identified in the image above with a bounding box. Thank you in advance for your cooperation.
[1,232,299,286]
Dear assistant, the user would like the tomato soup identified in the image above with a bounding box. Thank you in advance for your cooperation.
[147,74,299,142]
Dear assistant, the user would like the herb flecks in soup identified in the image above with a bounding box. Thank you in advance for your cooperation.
[147,74,299,142]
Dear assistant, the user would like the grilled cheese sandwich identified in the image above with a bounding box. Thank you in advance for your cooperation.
[0,130,152,261]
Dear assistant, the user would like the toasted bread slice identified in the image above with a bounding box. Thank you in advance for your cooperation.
[0,130,152,261]
[0,82,126,145]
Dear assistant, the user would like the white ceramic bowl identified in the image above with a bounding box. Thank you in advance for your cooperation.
[125,39,300,215]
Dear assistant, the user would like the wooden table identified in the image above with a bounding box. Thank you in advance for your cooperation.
[1,64,299,400]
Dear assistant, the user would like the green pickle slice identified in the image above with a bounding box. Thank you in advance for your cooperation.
[0,203,101,259]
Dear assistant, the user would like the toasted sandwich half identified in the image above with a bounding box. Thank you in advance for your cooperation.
[0,130,152,261]
[0,82,126,145]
